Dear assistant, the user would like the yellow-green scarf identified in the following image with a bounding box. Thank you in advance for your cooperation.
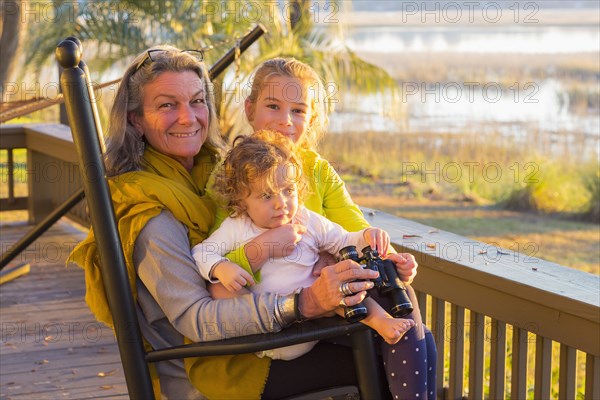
[68,145,270,399]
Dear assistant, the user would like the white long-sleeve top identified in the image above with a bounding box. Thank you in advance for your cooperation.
[191,206,368,360]
[193,206,368,294]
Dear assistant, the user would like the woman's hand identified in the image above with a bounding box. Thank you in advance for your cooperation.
[386,252,418,284]
[298,259,379,319]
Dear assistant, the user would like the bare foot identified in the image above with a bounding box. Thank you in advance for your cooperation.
[375,317,415,345]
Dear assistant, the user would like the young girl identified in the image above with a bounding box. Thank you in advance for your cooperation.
[242,58,437,399]
[193,130,414,361]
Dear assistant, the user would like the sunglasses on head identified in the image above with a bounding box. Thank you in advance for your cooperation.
[133,49,204,73]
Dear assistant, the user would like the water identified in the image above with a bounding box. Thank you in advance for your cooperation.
[344,25,600,54]
[328,18,600,158]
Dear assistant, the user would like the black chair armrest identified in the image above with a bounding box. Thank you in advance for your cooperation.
[147,317,368,362]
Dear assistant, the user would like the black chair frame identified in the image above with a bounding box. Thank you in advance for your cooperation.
[56,32,384,400]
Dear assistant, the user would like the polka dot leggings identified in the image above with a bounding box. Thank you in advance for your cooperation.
[382,323,436,399]
[324,286,437,399]
[373,287,437,399]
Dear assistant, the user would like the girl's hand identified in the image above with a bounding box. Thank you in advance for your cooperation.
[245,223,306,266]
[363,228,391,256]
[385,252,418,284]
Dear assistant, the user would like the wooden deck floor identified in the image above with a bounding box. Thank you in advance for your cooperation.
[0,216,128,399]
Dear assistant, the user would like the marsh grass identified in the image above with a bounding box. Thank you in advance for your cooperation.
[359,51,600,98]
[319,130,599,221]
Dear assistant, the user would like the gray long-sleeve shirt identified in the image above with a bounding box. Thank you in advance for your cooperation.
[133,210,281,398]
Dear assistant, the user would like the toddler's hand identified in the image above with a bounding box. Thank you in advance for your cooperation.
[213,261,255,292]
[364,228,391,256]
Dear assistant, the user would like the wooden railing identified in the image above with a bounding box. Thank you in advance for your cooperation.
[365,210,599,399]
[1,123,599,399]
[0,123,87,226]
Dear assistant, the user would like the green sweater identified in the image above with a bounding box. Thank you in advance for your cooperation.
[300,149,369,232]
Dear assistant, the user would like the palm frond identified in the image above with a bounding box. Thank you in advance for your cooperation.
[22,0,403,134]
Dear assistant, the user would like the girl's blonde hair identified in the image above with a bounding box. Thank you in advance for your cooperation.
[215,130,307,217]
[245,57,329,152]
[104,45,224,176]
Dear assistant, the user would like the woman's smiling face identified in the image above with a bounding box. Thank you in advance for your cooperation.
[130,70,209,170]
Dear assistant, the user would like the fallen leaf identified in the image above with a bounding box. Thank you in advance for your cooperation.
[403,234,422,238]
[35,360,49,365]
[98,369,118,377]
[426,243,436,249]
[100,385,114,390]
[428,229,439,234]
[532,267,538,271]
[478,250,488,255]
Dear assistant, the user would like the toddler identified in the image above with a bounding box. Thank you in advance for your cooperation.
[193,130,414,360]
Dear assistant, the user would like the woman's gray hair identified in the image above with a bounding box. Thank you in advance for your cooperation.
[104,45,224,176]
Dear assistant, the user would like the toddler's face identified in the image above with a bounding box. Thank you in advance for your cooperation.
[242,164,300,229]
[246,75,314,144]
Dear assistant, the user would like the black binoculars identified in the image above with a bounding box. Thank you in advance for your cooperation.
[338,245,414,323]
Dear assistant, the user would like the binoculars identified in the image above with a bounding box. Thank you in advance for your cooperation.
[338,245,414,323]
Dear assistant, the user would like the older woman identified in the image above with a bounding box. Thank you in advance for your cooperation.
[68,46,418,399]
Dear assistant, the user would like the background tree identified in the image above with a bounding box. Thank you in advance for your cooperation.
[1,1,28,94]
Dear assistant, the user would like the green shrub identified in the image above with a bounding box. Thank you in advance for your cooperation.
[503,160,592,215]
[582,165,600,222]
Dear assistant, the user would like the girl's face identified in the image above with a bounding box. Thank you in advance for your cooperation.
[246,75,314,144]
[130,71,209,171]
[242,164,300,229]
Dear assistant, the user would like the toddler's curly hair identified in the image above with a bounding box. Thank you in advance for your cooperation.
[214,130,307,217]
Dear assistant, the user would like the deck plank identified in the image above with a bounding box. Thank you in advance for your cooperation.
[1,218,128,399]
